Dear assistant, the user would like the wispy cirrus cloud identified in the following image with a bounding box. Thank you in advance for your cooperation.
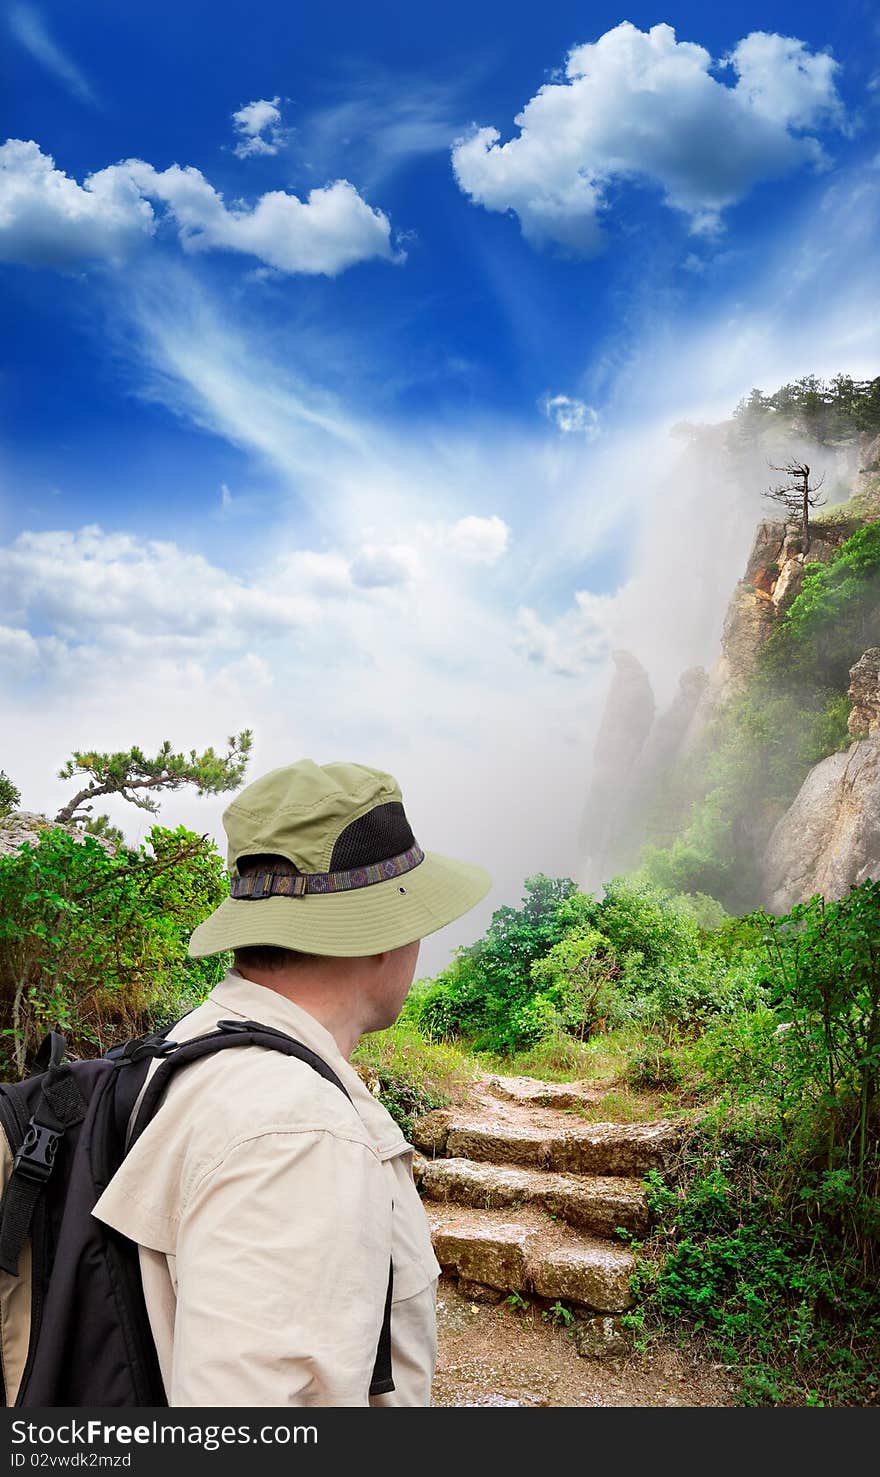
[292,76,464,192]
[8,2,97,105]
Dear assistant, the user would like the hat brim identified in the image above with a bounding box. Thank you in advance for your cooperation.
[187,850,492,959]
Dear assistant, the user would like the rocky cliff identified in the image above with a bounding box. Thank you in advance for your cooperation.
[579,429,880,910]
[764,650,880,911]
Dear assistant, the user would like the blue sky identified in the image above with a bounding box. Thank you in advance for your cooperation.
[2,2,879,969]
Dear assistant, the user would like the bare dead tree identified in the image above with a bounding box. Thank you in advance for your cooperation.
[764,459,827,554]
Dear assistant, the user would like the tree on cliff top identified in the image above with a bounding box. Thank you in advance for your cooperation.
[54,730,253,828]
[764,459,827,554]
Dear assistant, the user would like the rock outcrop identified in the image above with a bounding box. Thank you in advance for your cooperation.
[848,648,880,737]
[0,810,116,859]
[764,651,880,911]
[853,433,880,519]
[697,517,846,714]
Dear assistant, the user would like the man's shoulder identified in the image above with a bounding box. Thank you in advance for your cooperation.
[157,1038,373,1149]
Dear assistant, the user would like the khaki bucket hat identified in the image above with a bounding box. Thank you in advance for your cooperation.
[188,758,492,958]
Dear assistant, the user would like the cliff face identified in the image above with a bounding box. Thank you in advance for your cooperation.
[764,650,880,911]
[580,428,880,910]
[578,657,708,889]
[697,517,849,713]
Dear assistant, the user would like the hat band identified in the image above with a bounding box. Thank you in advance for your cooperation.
[229,844,425,899]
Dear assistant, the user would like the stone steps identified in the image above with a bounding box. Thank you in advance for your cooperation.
[415,1155,648,1238]
[426,1202,636,1314]
[412,1080,683,1331]
[413,1113,681,1176]
[482,1075,606,1111]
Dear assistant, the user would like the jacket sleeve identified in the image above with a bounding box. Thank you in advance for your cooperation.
[168,1128,392,1407]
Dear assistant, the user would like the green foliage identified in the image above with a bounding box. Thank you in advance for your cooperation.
[625,1034,685,1091]
[55,730,253,825]
[731,374,880,446]
[0,823,230,1076]
[410,872,763,1056]
[542,1300,574,1327]
[632,1140,880,1405]
[626,881,880,1404]
[802,695,855,764]
[407,874,579,1053]
[0,770,20,818]
[82,814,126,847]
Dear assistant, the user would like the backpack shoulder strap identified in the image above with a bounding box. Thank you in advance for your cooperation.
[125,1018,353,1148]
[0,1037,89,1277]
[120,1017,395,1397]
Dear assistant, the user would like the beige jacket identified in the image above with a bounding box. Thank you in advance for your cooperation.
[91,970,440,1407]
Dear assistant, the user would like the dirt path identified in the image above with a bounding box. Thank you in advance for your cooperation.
[411,1072,735,1408]
[433,1280,735,1406]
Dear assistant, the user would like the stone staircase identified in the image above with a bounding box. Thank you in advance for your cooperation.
[411,1074,683,1338]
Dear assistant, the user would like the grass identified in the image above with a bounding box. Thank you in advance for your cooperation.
[352,1020,481,1134]
[569,1087,668,1124]
[478,1024,649,1084]
[354,1018,704,1133]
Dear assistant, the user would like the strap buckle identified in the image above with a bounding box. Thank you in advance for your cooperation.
[13,1118,62,1184]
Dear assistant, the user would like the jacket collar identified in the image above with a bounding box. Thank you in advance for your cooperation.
[204,969,406,1153]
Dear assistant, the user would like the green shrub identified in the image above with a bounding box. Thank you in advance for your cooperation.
[0,823,230,1075]
[0,770,20,819]
[625,1034,685,1091]
[632,1136,880,1405]
[408,873,579,1053]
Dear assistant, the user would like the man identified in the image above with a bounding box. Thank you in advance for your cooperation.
[92,758,491,1406]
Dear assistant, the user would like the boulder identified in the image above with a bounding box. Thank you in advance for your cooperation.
[848,648,880,738]
[574,1314,633,1359]
[0,811,116,859]
[764,737,880,911]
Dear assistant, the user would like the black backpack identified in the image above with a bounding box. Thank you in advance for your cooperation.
[0,1020,394,1406]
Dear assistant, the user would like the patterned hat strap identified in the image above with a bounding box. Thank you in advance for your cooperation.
[229,843,425,899]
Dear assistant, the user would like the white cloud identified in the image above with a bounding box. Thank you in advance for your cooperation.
[452,22,845,253]
[430,514,510,564]
[0,140,155,268]
[0,527,431,671]
[514,589,620,677]
[8,3,96,105]
[232,97,288,159]
[0,527,317,648]
[541,395,601,438]
[0,139,401,276]
[349,543,420,588]
[0,623,41,671]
